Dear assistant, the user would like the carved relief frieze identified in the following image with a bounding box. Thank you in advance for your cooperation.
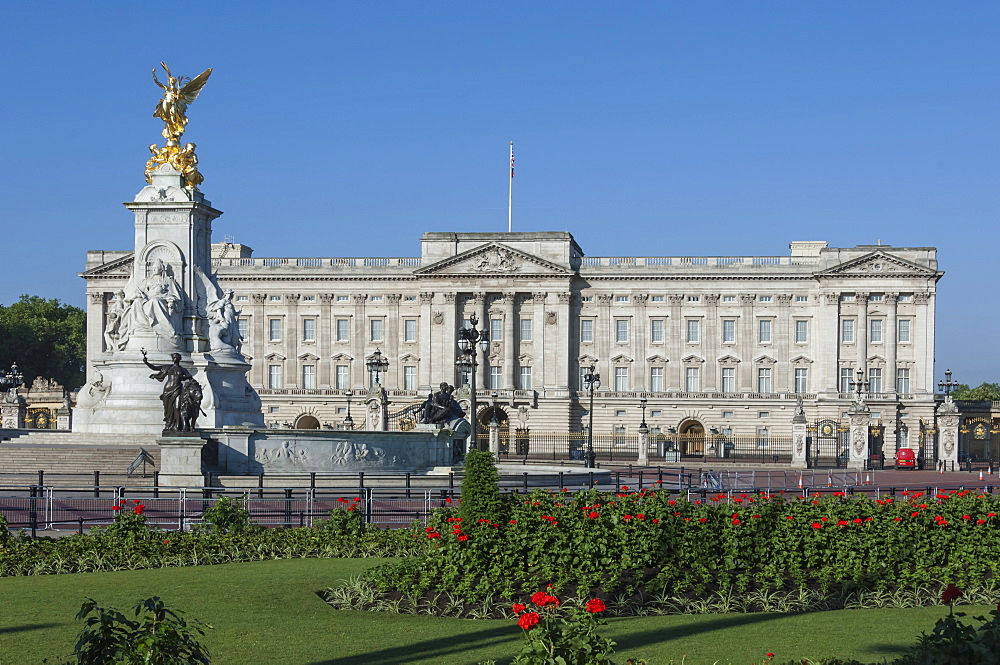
[286,294,301,304]
[89,292,104,305]
[667,294,684,306]
[319,294,333,305]
[739,294,755,305]
[557,293,571,304]
[419,292,435,304]
[777,294,793,305]
[633,294,649,305]
[597,294,613,305]
[252,294,266,304]
[884,292,899,304]
[914,293,930,304]
[386,294,402,304]
[533,292,548,303]
[545,311,557,325]
[443,293,457,304]
[353,294,366,305]
[825,293,840,305]
[703,294,720,305]
[432,311,444,325]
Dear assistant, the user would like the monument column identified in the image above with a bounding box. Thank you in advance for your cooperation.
[473,293,487,391]
[555,292,571,391]
[885,293,898,394]
[634,294,649,391]
[738,293,756,392]
[443,293,458,387]
[821,292,840,393]
[856,292,870,374]
[418,292,434,391]
[776,294,792,392]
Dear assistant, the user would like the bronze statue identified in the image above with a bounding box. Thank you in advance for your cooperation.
[178,378,206,431]
[142,350,198,431]
[152,62,213,142]
[418,382,465,425]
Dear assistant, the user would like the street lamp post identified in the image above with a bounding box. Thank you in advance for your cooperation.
[343,390,354,429]
[849,368,870,403]
[638,396,648,431]
[456,313,490,451]
[0,363,23,394]
[939,368,959,396]
[366,348,389,387]
[582,365,601,468]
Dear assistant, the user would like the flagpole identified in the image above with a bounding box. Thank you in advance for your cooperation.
[508,141,514,233]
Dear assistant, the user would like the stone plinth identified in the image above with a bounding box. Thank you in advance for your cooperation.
[848,409,871,471]
[157,435,207,487]
[936,397,960,467]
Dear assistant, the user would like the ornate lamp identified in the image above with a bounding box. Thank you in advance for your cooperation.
[366,348,389,387]
[582,365,601,468]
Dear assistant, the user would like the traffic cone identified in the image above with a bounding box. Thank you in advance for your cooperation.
[798,474,803,489]
[980,469,985,482]
[827,473,833,487]
[865,473,871,485]
[939,462,945,473]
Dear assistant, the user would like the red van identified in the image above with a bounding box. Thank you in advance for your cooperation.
[895,448,916,470]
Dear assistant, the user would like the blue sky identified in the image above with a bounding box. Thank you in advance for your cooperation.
[2,2,997,384]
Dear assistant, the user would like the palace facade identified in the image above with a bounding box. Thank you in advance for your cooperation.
[83,231,942,461]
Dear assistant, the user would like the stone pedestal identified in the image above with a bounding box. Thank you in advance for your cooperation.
[0,394,26,429]
[848,407,872,471]
[365,387,389,431]
[488,421,500,456]
[157,435,206,487]
[791,421,808,469]
[637,426,649,466]
[936,397,960,468]
[56,407,72,431]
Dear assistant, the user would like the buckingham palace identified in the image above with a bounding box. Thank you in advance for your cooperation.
[82,230,942,465]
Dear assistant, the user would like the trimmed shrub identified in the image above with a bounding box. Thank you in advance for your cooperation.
[459,450,505,525]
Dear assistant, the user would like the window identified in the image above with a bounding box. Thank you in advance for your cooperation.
[268,319,282,341]
[722,319,736,343]
[841,319,855,343]
[795,295,808,302]
[404,319,417,342]
[757,367,772,393]
[756,428,770,448]
[616,295,629,303]
[615,410,626,418]
[520,318,532,342]
[897,319,911,343]
[370,295,383,302]
[489,365,502,389]
[840,368,852,393]
[403,295,416,302]
[302,365,316,389]
[580,319,594,343]
[302,318,316,342]
[370,319,384,342]
[899,294,913,303]
[302,295,316,302]
[758,319,772,343]
[651,295,664,302]
[869,294,883,302]
[336,319,350,342]
[615,320,629,343]
[896,368,910,394]
[840,294,856,302]
[758,412,770,419]
[722,295,736,302]
[794,368,808,393]
[721,367,736,393]
[650,319,664,343]
[403,366,416,390]
[268,364,282,389]
[270,295,281,302]
[870,319,883,343]
[462,318,472,330]
[686,319,700,343]
[685,367,700,392]
[237,318,248,342]
[869,368,883,393]
[649,367,664,392]
[614,367,629,391]
[490,318,503,341]
[519,366,532,390]
[335,365,348,389]
[458,367,471,387]
[794,320,808,343]
[337,295,349,302]
[236,295,248,302]
[722,411,734,419]
[269,406,280,413]
[651,410,662,417]
[581,296,594,302]
[759,295,772,303]
[686,295,700,303]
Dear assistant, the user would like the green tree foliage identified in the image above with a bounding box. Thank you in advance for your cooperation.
[952,383,1000,401]
[0,295,86,390]
[459,449,505,524]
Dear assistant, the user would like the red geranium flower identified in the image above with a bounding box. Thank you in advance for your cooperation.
[134,505,145,515]
[457,534,469,541]
[942,584,963,603]
[517,612,540,630]
[111,505,121,511]
[585,598,607,613]
[530,591,548,605]
[511,603,526,614]
[588,511,600,519]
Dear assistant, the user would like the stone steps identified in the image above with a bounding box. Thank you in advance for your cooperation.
[0,440,162,478]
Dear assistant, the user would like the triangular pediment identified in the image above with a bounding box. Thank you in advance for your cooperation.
[717,355,741,365]
[681,354,704,364]
[816,251,938,278]
[414,243,572,277]
[646,354,668,364]
[754,355,777,365]
[82,252,134,277]
[610,354,633,363]
[789,355,813,364]
[578,354,599,365]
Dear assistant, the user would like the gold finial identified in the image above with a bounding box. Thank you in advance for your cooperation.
[146,63,212,189]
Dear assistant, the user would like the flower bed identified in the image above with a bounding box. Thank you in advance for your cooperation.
[348,487,1000,616]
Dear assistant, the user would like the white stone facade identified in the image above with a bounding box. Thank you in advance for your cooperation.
[83,232,942,458]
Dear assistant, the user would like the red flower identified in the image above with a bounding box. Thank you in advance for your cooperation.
[652,519,660,524]
[445,497,452,504]
[585,598,607,613]
[337,497,348,503]
[767,653,775,659]
[163,539,170,544]
[531,591,548,605]
[731,519,742,526]
[963,515,972,520]
[133,499,141,504]
[588,511,600,519]
[699,518,707,523]
[111,505,121,511]
[347,505,356,511]
[837,520,849,527]
[621,486,629,491]
[852,518,863,524]
[942,584,963,603]
[811,522,823,529]
[622,515,632,521]
[894,517,902,522]
[457,534,469,542]
[517,612,540,630]
[512,603,526,614]
[133,505,145,515]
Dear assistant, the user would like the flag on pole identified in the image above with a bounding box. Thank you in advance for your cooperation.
[510,142,515,178]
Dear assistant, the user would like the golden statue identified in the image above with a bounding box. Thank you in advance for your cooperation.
[146,63,212,190]
[151,62,212,142]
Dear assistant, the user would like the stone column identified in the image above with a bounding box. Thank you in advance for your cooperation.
[637,426,649,466]
[319,294,333,387]
[738,293,755,391]
[533,292,547,390]
[791,405,808,469]
[86,292,106,383]
[156,436,206,488]
[251,294,267,385]
[418,292,435,392]
[597,293,613,384]
[885,293,898,394]
[489,419,500,456]
[848,404,871,471]
[473,293,487,391]
[285,293,300,387]
[914,292,934,393]
[821,292,840,393]
[0,394,26,429]
[701,294,719,391]
[634,294,649,391]
[386,294,401,389]
[352,293,366,389]
[856,292,869,374]
[503,293,516,389]
[936,397,960,468]
[667,294,684,390]
[555,293,571,391]
[365,389,389,431]
[442,293,458,387]
[776,294,793,392]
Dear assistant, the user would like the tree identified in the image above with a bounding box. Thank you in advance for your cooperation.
[951,383,1000,401]
[0,295,87,390]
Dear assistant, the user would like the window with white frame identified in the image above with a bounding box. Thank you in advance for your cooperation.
[335,365,348,389]
[370,319,384,342]
[370,295,383,302]
[615,319,629,343]
[722,411,734,418]
[404,319,417,342]
[336,319,350,342]
[302,364,316,389]
[236,295,248,302]
[758,412,770,418]
[869,367,883,393]
[795,295,808,302]
[897,319,911,343]
[302,295,316,302]
[756,428,770,448]
[757,367,772,393]
[899,294,913,303]
[302,319,316,342]
[651,295,664,302]
[686,319,700,343]
[870,319,883,343]
[403,365,417,390]
[722,295,736,302]
[840,294,856,302]
[268,319,282,342]
[403,295,416,302]
[581,296,594,302]
[490,318,503,341]
[649,367,664,392]
[520,318,532,342]
[840,367,852,393]
[614,367,629,391]
[869,294,883,302]
[685,367,700,392]
[722,319,736,343]
[616,295,629,303]
[650,319,664,343]
[336,295,349,302]
[896,368,910,394]
[489,365,502,389]
[238,318,248,342]
[758,319,772,343]
[686,295,700,303]
[268,364,282,389]
[519,366,532,390]
[794,367,808,393]
[270,295,281,302]
[794,320,808,343]
[721,367,736,393]
[759,295,772,303]
[841,319,855,343]
[580,319,594,343]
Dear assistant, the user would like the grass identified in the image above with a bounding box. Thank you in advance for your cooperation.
[0,558,979,664]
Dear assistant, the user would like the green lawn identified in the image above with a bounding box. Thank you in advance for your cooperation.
[0,558,976,664]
